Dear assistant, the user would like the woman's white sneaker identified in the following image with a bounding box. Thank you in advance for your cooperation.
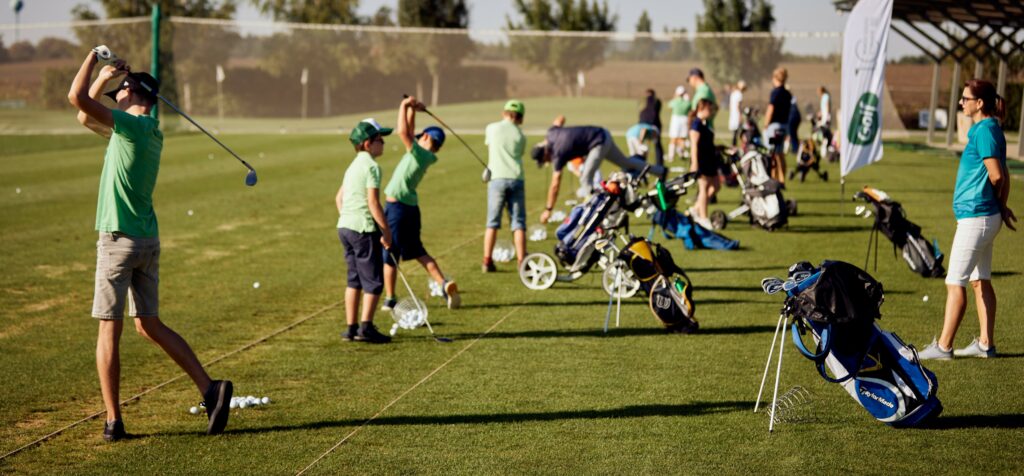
[953,338,996,358]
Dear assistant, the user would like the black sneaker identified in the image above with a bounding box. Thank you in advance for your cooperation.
[102,419,128,442]
[381,297,398,311]
[341,328,358,342]
[204,380,233,435]
[482,260,496,273]
[358,323,392,344]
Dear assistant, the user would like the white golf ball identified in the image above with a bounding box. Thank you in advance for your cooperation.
[15,187,21,194]
[253,281,260,289]
[923,295,929,302]
[239,400,248,409]
[261,397,270,405]
[187,209,194,216]
[189,406,199,415]
[229,399,239,409]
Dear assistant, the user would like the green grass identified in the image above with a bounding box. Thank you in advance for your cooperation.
[1,131,1023,474]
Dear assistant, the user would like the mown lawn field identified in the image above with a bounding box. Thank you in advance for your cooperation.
[1,128,1022,474]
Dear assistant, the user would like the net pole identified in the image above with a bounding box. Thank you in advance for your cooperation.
[150,3,161,119]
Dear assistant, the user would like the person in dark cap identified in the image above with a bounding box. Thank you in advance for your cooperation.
[531,115,664,224]
[68,48,233,441]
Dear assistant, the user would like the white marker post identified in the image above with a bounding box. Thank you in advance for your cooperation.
[300,68,309,120]
[216,64,225,124]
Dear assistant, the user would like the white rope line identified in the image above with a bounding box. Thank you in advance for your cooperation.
[0,226,488,462]
[0,17,149,31]
[296,305,521,476]
[168,17,839,40]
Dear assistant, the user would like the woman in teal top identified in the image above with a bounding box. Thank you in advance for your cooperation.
[920,79,1017,360]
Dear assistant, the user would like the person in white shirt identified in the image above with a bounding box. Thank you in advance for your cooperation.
[728,80,746,145]
[817,86,832,128]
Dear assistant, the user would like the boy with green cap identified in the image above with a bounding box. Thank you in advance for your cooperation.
[381,96,461,310]
[336,118,394,343]
[482,100,527,272]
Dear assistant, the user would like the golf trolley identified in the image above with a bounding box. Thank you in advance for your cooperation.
[519,169,654,298]
[708,146,797,232]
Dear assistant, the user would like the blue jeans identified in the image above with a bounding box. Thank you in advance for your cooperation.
[487,179,526,230]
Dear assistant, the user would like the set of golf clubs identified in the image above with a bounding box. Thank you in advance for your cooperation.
[93,46,258,187]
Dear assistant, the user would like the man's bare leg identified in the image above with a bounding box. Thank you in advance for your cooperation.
[97,320,124,422]
[135,317,212,394]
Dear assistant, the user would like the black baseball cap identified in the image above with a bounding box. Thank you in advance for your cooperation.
[104,72,160,103]
[688,68,704,79]
[530,143,547,165]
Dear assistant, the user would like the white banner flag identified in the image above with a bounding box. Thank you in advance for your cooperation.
[840,0,892,177]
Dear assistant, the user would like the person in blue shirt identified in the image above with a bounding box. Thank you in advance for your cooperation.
[920,79,1017,360]
[763,67,791,184]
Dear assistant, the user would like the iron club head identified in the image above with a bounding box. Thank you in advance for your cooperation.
[245,169,258,186]
[481,168,492,183]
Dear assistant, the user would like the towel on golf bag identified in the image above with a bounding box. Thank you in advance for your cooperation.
[618,237,697,333]
[871,198,945,278]
[652,210,739,250]
[784,260,942,427]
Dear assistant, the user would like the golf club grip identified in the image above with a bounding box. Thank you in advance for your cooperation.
[157,95,255,172]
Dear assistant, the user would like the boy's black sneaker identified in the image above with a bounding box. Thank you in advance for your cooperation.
[358,322,392,344]
[341,325,359,342]
[204,380,233,435]
[102,419,128,442]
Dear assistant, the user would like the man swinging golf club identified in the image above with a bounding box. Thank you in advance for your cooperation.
[68,48,232,441]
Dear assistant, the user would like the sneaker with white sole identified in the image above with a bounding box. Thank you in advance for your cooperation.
[381,297,397,312]
[953,338,996,358]
[918,338,953,361]
[443,280,461,309]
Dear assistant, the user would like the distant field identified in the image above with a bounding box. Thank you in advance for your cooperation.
[1,130,1023,474]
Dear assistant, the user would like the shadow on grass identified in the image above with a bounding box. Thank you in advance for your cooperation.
[459,299,642,310]
[687,265,788,273]
[217,401,753,435]
[786,225,869,234]
[698,285,765,293]
[450,324,776,340]
[920,413,1024,430]
[991,271,1020,277]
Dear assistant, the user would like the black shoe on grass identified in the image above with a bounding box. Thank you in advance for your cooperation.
[341,325,359,342]
[204,380,233,435]
[102,419,128,442]
[358,323,392,344]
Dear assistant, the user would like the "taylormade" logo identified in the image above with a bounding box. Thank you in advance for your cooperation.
[860,388,894,409]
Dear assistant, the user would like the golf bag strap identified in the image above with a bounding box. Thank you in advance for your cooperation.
[791,321,831,361]
[814,330,881,384]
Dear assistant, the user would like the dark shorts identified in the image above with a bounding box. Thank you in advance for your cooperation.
[384,201,428,264]
[338,228,384,295]
[697,153,723,178]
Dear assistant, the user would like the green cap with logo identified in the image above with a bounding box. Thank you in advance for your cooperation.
[349,118,393,146]
[503,99,525,116]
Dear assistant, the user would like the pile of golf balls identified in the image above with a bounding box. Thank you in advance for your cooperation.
[528,225,548,242]
[549,210,567,222]
[428,280,444,297]
[493,239,515,262]
[395,308,426,330]
[188,395,271,414]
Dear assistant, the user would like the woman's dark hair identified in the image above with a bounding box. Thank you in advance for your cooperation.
[688,98,714,122]
[964,79,1005,121]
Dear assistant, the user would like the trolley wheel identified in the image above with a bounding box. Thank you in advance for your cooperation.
[710,210,728,230]
[786,199,798,216]
[519,253,558,290]
[602,261,641,298]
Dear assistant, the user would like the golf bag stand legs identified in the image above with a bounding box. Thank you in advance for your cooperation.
[602,265,624,333]
[754,313,788,433]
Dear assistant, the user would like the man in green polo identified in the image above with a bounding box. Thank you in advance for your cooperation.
[688,68,718,130]
[68,48,232,441]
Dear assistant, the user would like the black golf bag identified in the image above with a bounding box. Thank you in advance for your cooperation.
[856,187,945,278]
[781,261,942,427]
[618,237,697,333]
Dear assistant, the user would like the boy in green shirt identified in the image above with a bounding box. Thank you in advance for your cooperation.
[69,48,232,441]
[482,100,527,272]
[688,68,718,130]
[337,119,394,343]
[381,96,461,310]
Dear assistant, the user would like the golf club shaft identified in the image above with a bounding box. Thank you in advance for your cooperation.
[157,94,255,173]
[403,95,488,170]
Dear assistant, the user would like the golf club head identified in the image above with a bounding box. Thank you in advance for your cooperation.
[482,168,492,183]
[92,45,116,62]
[245,169,258,186]
[761,277,785,295]
[434,336,454,343]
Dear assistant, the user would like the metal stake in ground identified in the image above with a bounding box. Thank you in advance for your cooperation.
[389,250,453,343]
[403,94,491,182]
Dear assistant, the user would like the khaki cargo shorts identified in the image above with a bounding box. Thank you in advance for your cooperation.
[92,232,160,319]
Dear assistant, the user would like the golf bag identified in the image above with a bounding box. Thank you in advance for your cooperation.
[783,261,942,427]
[792,138,829,182]
[555,186,628,274]
[652,210,739,250]
[856,187,945,278]
[737,149,790,230]
[618,237,697,333]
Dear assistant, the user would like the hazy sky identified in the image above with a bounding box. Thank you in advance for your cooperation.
[0,0,917,57]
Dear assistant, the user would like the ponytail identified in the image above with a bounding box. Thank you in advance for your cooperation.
[964,79,1005,121]
[993,94,1006,122]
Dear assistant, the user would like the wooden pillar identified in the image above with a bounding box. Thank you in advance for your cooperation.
[973,59,984,79]
[927,61,940,144]
[1018,87,1024,158]
[946,62,961,146]
[996,60,1007,96]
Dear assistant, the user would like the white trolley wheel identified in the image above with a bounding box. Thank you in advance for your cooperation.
[602,262,641,298]
[519,253,558,290]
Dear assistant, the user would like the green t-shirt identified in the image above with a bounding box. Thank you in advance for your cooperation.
[690,82,718,129]
[384,143,437,206]
[337,151,382,233]
[484,119,525,181]
[95,109,163,237]
[668,97,691,117]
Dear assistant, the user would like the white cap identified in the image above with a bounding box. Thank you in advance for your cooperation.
[675,85,685,96]
[361,118,386,131]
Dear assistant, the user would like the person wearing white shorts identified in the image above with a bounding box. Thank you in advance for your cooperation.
[666,86,691,163]
[919,79,1016,361]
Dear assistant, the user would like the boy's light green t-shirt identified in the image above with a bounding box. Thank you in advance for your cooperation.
[95,109,163,238]
[668,97,691,117]
[337,151,382,233]
[384,143,437,206]
[485,119,526,181]
[690,82,718,129]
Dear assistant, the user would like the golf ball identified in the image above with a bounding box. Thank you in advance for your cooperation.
[261,397,270,405]
[549,210,567,222]
[187,209,194,216]
[390,323,398,336]
[253,281,261,289]
[239,400,248,409]
[923,295,929,302]
[189,406,199,415]
[229,399,239,409]
[15,187,21,194]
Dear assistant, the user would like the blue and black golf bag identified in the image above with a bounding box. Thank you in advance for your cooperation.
[652,210,740,250]
[554,188,628,274]
[765,261,942,428]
